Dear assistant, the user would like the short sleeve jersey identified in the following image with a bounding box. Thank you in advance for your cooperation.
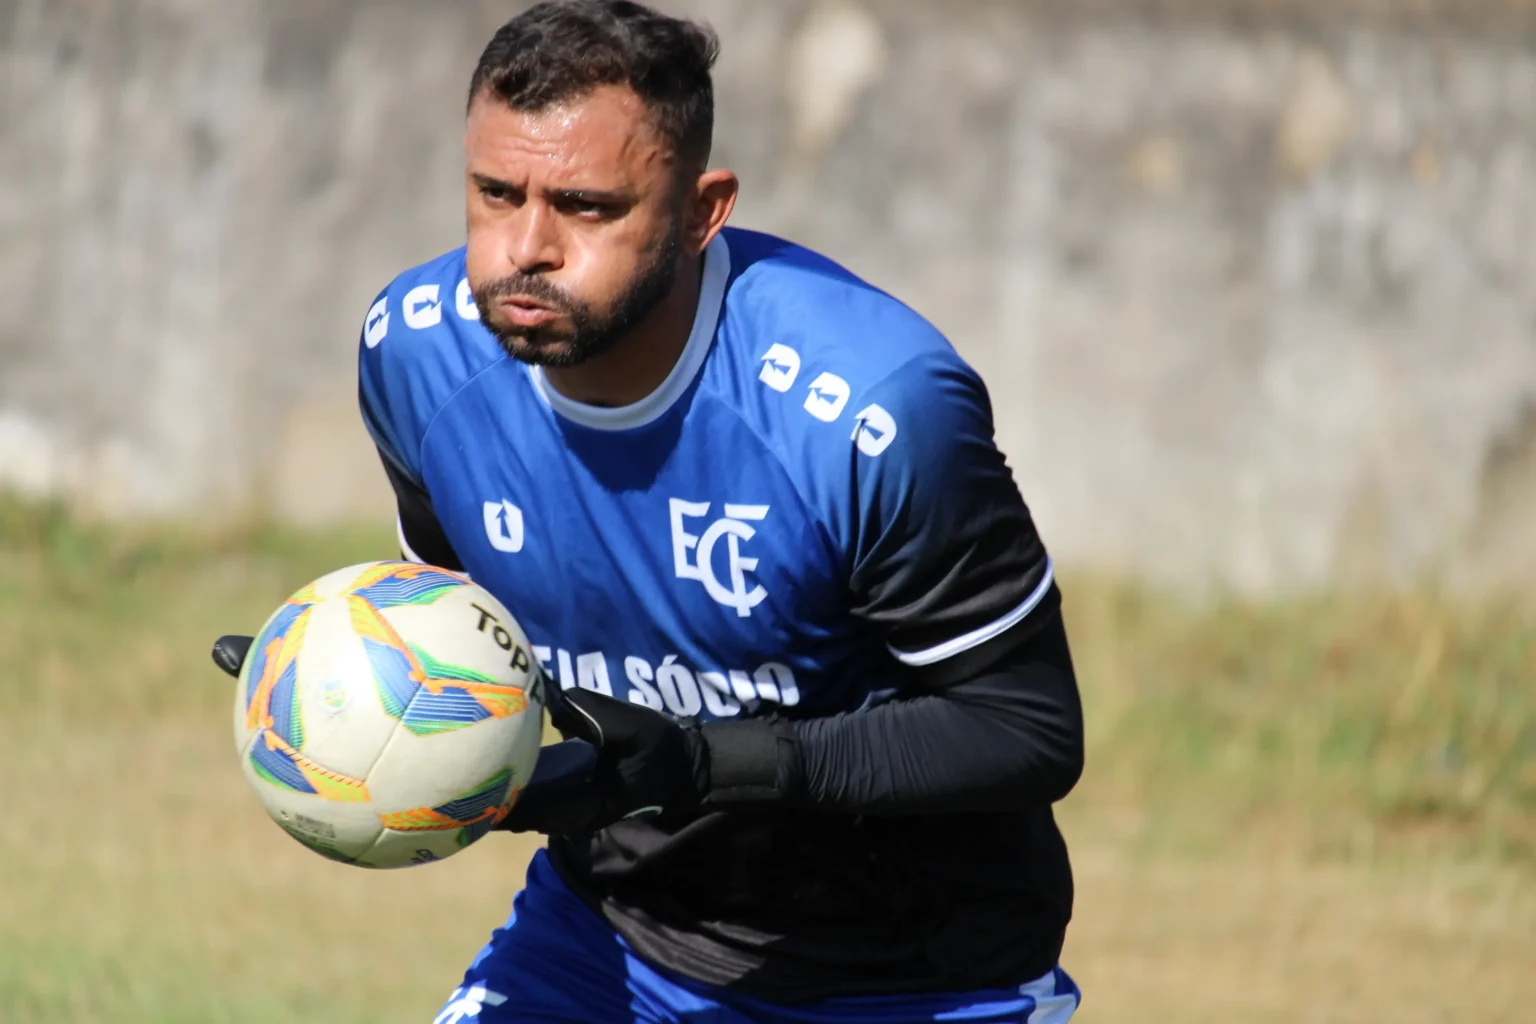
[357,227,1067,1000]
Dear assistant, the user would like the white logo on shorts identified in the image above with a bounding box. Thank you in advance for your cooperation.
[433,985,508,1023]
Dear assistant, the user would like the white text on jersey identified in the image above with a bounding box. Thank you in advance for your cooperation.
[532,646,801,717]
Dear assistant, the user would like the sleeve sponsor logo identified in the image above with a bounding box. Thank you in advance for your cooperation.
[363,296,390,348]
[402,283,443,330]
[758,343,801,392]
[455,278,480,321]
[803,372,850,422]
[851,403,898,456]
[753,344,897,454]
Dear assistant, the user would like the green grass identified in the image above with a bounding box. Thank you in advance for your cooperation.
[1,496,1532,1022]
[1064,573,1536,864]
[0,499,538,1023]
[0,498,390,721]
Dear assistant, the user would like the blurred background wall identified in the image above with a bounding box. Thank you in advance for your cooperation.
[3,0,1534,595]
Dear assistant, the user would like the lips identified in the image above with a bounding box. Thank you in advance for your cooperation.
[498,297,560,328]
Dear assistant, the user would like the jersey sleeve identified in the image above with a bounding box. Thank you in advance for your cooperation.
[355,274,472,572]
[358,287,424,486]
[845,351,1056,687]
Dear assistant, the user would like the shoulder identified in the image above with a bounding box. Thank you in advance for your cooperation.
[357,248,506,482]
[706,228,988,475]
[360,247,504,393]
[708,237,1046,672]
[718,227,958,376]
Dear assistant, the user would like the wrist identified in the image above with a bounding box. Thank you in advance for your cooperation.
[697,718,801,807]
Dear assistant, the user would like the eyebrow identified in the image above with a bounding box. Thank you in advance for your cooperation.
[547,187,634,206]
[470,173,633,206]
[470,172,518,192]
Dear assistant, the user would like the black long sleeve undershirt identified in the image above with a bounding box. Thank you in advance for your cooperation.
[511,608,1083,829]
[789,611,1083,814]
[700,610,1084,817]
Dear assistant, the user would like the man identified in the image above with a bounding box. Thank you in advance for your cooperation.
[215,2,1084,1021]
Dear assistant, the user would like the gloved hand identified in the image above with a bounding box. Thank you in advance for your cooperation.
[210,634,704,837]
[212,634,254,677]
[544,686,710,831]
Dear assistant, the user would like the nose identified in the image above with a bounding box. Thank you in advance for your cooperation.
[506,202,563,276]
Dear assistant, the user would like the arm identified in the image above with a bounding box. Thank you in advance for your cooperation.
[707,608,1082,815]
[710,351,1081,815]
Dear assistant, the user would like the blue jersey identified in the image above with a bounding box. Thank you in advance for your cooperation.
[358,227,1065,1002]
[359,228,1053,718]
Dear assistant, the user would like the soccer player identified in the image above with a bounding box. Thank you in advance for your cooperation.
[214,2,1084,1020]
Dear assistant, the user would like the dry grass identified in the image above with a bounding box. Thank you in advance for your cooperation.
[0,499,1532,1022]
[1060,809,1536,1022]
[1,716,537,1023]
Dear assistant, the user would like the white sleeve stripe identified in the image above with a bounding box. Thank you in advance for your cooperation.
[396,516,426,565]
[886,557,1055,668]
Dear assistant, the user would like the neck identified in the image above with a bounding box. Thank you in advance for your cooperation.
[541,254,706,409]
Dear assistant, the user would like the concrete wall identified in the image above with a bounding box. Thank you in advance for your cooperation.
[4,0,1534,594]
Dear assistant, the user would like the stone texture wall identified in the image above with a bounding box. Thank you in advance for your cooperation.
[3,0,1534,594]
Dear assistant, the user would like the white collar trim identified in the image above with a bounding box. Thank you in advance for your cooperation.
[528,232,731,431]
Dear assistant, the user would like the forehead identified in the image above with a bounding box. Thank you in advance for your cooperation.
[465,85,672,186]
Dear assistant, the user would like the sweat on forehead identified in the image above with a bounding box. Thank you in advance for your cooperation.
[469,85,665,157]
[465,95,678,202]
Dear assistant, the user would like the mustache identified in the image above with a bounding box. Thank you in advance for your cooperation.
[473,273,580,315]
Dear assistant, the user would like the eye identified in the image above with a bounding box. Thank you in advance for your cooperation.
[557,197,608,219]
[479,182,515,205]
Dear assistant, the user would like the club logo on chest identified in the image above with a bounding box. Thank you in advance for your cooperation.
[669,499,770,618]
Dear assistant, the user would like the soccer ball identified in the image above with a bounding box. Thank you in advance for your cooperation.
[232,561,545,868]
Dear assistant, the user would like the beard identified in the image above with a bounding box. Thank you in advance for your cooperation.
[473,221,684,369]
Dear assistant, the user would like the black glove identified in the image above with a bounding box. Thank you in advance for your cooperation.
[544,685,805,832]
[493,736,604,836]
[212,634,253,678]
[542,686,711,831]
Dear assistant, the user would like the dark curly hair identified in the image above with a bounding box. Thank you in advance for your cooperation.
[469,1,720,173]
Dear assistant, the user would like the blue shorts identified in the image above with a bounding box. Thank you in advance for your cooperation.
[432,850,1080,1024]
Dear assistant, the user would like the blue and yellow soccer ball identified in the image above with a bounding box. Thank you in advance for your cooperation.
[232,562,544,868]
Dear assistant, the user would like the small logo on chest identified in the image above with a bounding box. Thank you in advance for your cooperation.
[483,500,525,553]
[669,499,770,618]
